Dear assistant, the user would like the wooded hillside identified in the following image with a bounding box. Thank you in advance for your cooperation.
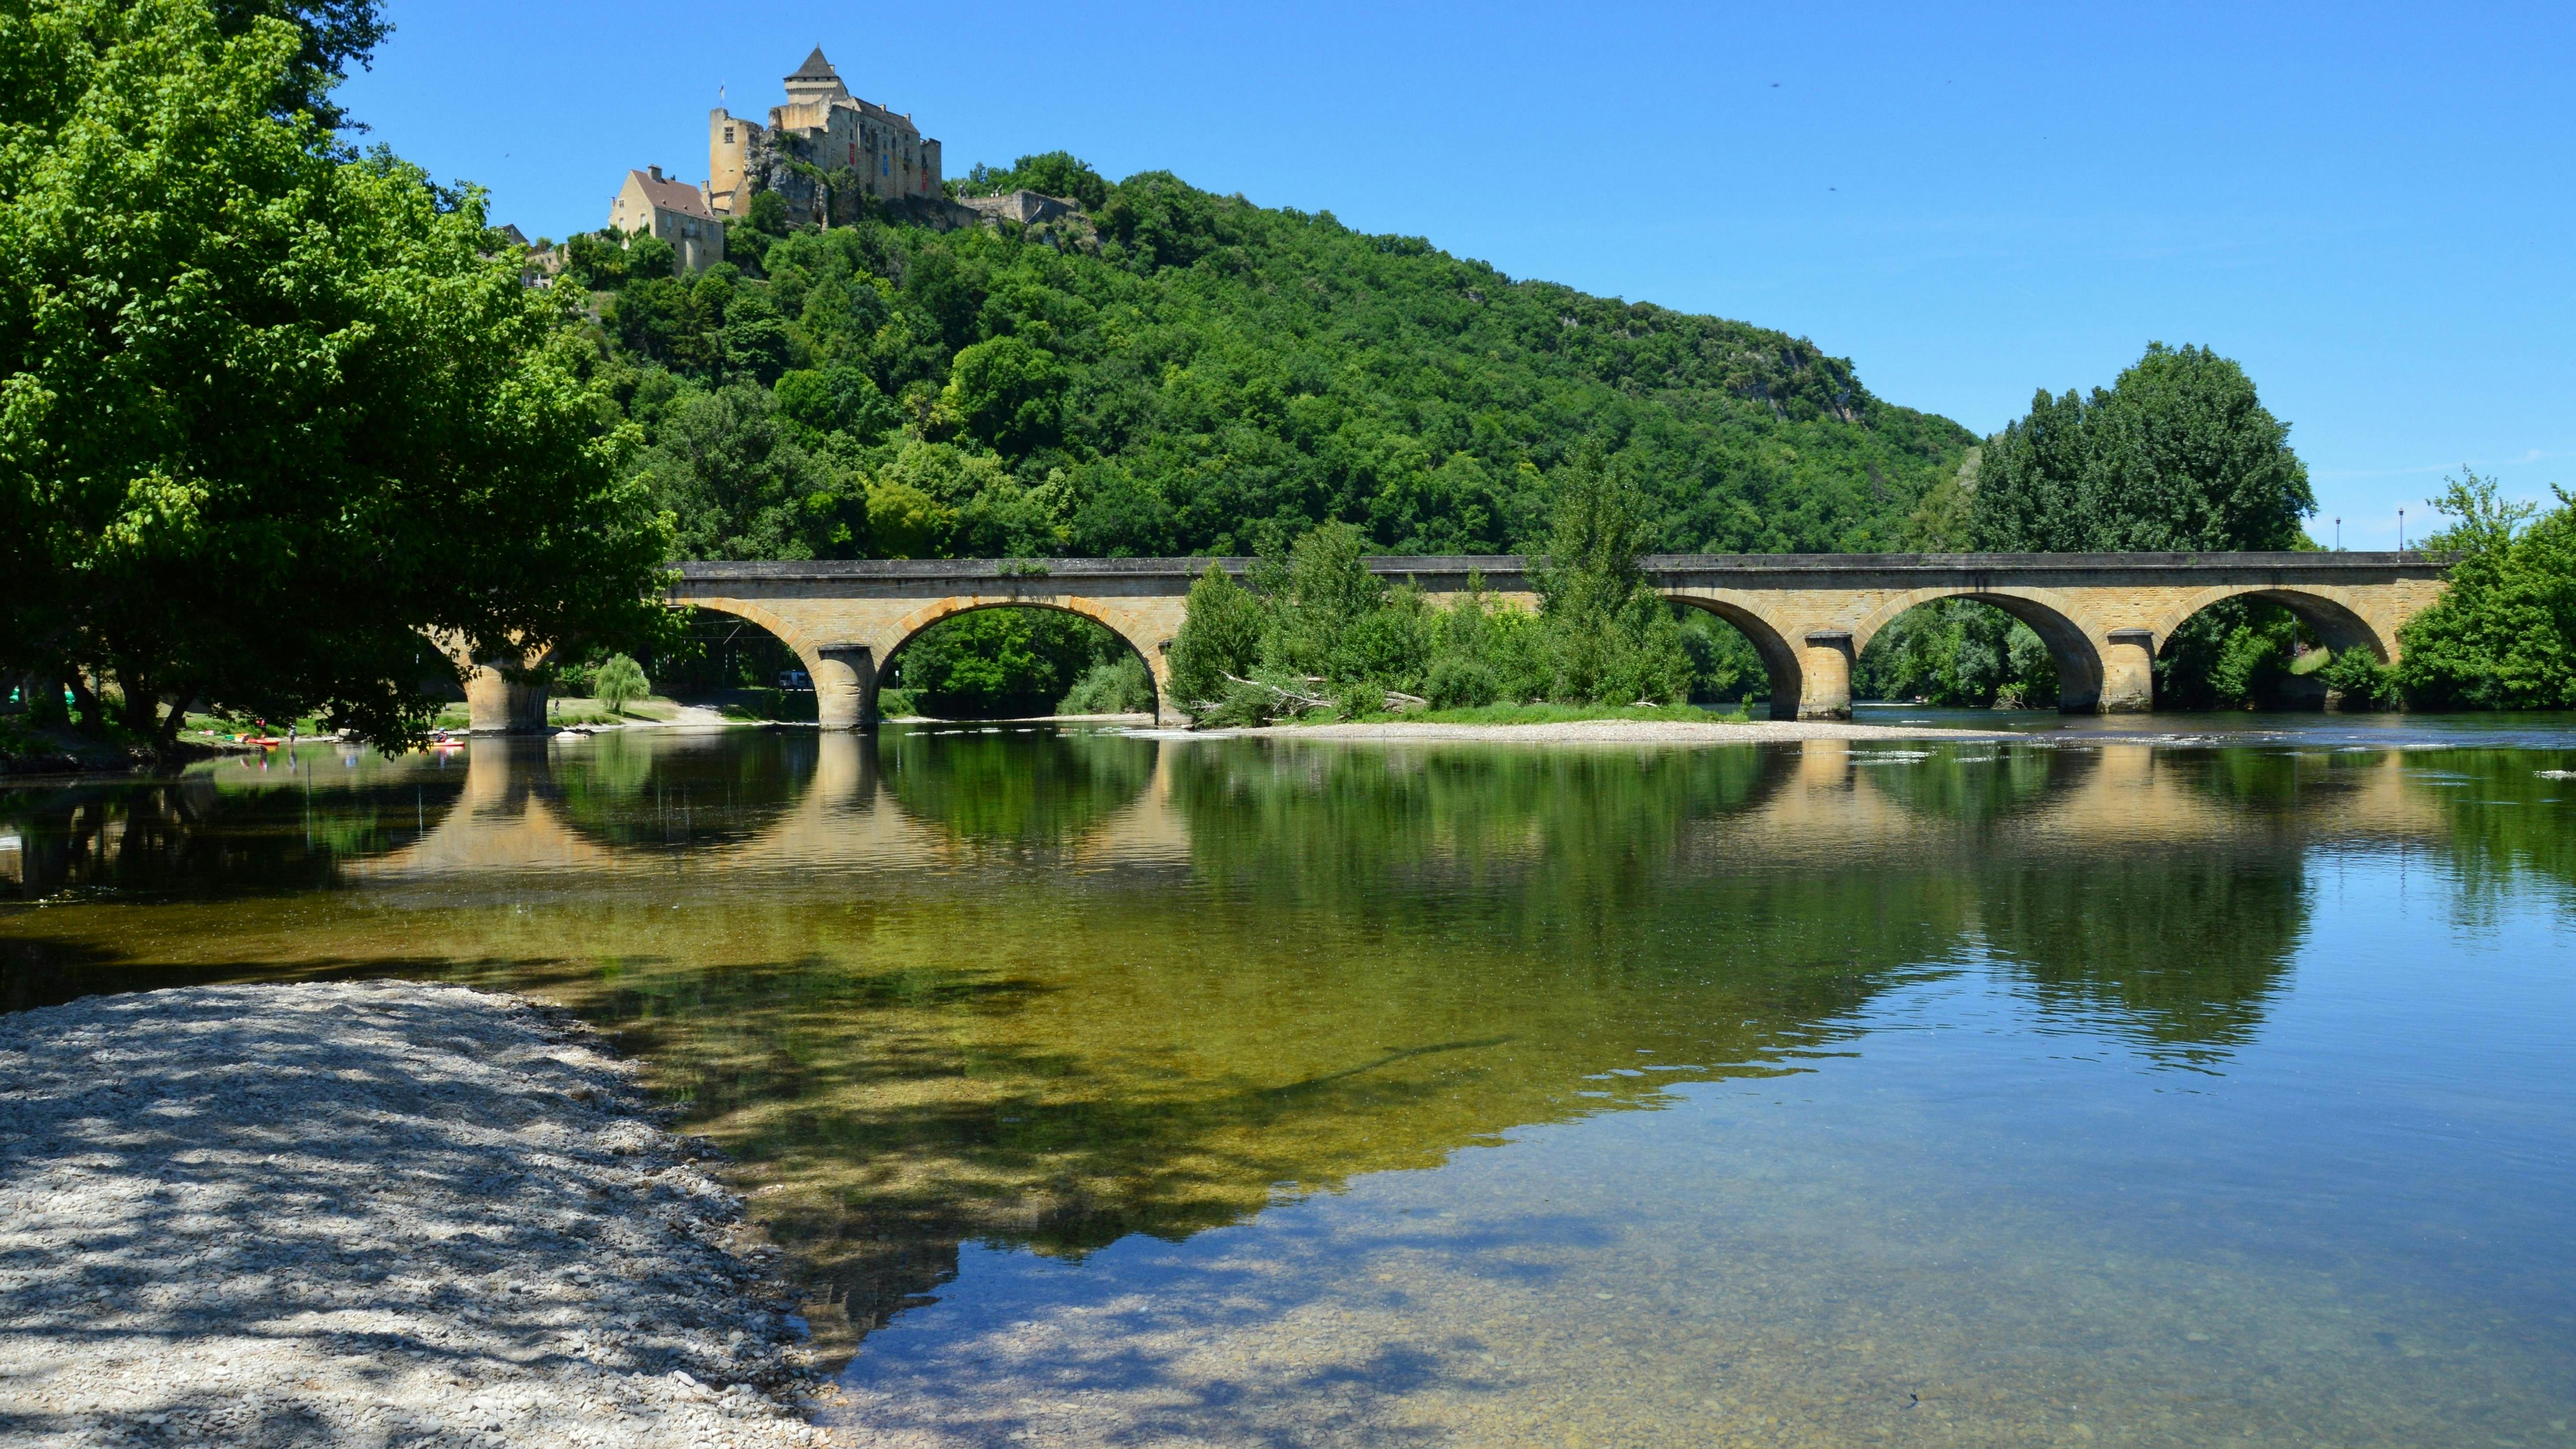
[562,157,1977,563]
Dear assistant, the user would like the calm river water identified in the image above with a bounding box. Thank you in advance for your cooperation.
[5,722,2574,1446]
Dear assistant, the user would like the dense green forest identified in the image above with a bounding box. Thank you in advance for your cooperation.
[564,156,2565,719]
[557,153,1988,713]
[567,154,1975,566]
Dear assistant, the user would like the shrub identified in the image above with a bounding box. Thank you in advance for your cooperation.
[2318,649,2399,710]
[594,655,649,715]
[1166,565,1267,712]
[1059,656,1155,715]
[2394,473,2576,709]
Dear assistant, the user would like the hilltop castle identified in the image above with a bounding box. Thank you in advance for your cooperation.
[709,47,943,224]
[605,48,1083,275]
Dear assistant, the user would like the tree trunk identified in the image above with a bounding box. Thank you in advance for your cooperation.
[154,692,196,755]
[65,673,103,735]
[121,672,160,739]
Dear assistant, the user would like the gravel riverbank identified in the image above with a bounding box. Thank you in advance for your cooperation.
[1241,717,2010,744]
[0,983,829,1447]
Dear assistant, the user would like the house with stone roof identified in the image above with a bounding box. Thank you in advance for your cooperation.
[607,165,726,273]
[706,47,943,226]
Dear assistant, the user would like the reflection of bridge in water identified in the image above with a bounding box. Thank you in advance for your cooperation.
[348,733,1193,881]
[3,729,2499,1358]
[350,733,2450,884]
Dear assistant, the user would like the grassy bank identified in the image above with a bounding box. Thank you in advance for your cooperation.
[1279,701,1756,729]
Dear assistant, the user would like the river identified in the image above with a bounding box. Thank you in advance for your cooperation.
[5,720,2573,1446]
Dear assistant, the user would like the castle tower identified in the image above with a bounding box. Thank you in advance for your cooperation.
[782,47,848,107]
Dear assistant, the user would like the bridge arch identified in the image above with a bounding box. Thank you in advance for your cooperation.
[1659,590,1808,720]
[876,594,1172,726]
[1850,587,2109,712]
[2146,584,2399,664]
[655,593,854,723]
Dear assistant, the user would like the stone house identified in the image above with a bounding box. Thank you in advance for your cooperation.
[706,47,943,226]
[607,166,726,273]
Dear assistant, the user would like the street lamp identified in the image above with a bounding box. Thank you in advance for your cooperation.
[2398,508,2406,551]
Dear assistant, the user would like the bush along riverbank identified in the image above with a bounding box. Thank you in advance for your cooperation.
[1166,444,1751,727]
[0,982,831,1446]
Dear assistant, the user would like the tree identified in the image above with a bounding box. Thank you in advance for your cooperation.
[887,608,1120,718]
[1971,343,2314,552]
[207,0,388,128]
[1166,565,1266,711]
[0,0,672,749]
[635,385,862,559]
[2394,472,2576,709]
[934,335,1065,452]
[1533,445,1693,704]
[960,151,1109,210]
[1972,343,2317,707]
[592,654,648,715]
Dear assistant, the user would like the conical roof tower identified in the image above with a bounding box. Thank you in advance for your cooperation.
[782,46,846,105]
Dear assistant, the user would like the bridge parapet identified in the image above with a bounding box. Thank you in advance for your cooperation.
[645,552,2448,730]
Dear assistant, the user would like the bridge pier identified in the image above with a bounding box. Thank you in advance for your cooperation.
[1797,629,1855,721]
[665,554,2444,729]
[463,667,549,734]
[813,645,877,732]
[2101,629,2157,713]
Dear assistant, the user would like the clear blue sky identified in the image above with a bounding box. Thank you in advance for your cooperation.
[340,0,2573,548]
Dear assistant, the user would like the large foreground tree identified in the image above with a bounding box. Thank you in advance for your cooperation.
[0,0,671,748]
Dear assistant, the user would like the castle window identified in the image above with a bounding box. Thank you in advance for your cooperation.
[723,127,735,143]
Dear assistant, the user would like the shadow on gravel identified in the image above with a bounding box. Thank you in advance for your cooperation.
[0,983,807,1445]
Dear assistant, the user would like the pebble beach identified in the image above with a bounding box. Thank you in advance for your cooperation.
[0,983,829,1447]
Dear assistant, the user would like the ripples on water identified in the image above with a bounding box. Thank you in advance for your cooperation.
[5,722,2574,1446]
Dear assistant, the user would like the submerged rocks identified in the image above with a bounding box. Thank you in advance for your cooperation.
[0,981,829,1446]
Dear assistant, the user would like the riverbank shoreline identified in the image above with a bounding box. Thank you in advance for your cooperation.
[1234,717,2014,743]
[0,982,831,1446]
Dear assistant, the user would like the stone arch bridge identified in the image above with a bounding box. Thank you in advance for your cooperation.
[461,552,2445,731]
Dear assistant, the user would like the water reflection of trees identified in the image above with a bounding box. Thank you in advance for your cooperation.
[878,728,1156,851]
[1853,744,2082,826]
[0,757,462,902]
[546,732,807,850]
[2402,748,2576,912]
[1975,844,2305,1065]
[21,731,2539,1358]
[1170,743,1788,932]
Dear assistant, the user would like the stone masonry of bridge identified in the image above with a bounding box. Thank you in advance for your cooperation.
[450,551,2436,735]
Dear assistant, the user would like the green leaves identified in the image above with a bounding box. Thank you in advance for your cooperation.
[2395,473,2576,709]
[1971,343,2314,553]
[1,0,670,747]
[1532,445,1694,706]
[575,168,1970,566]
[1166,564,1265,711]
